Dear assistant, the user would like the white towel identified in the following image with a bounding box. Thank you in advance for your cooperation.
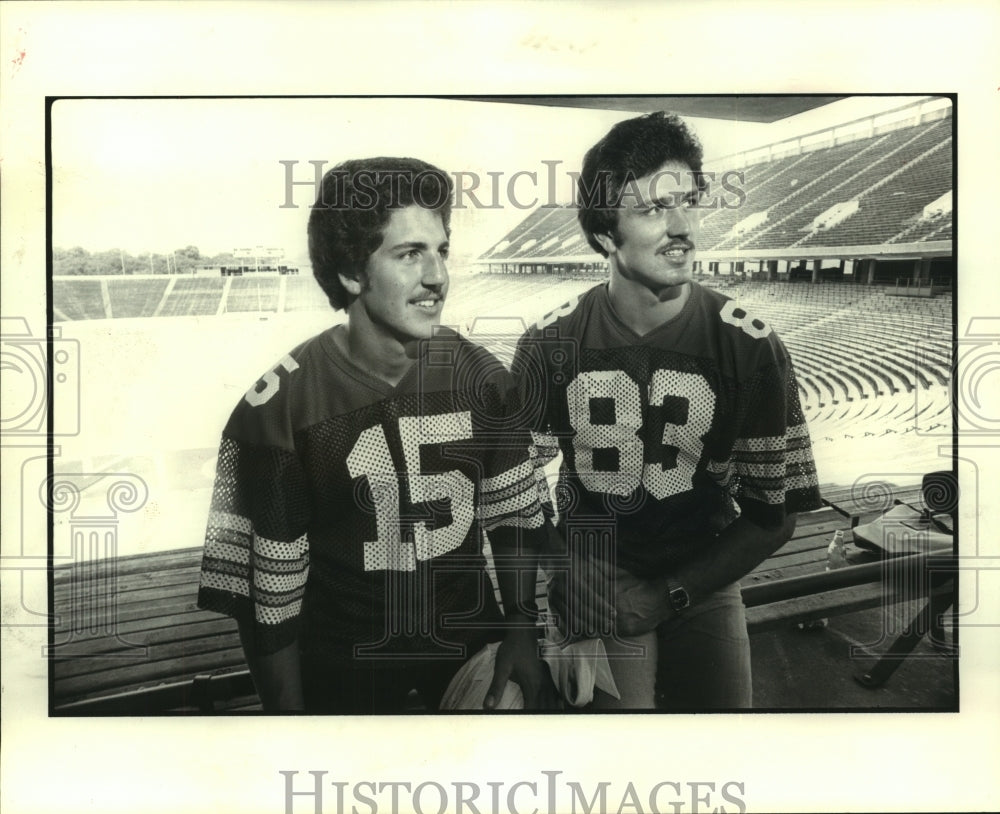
[439,629,620,710]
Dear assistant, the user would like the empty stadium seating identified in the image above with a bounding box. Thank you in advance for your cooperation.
[798,136,952,248]
[53,278,108,321]
[222,276,280,313]
[51,274,951,410]
[741,119,951,252]
[157,277,226,317]
[475,109,951,265]
[697,153,812,249]
[283,274,331,311]
[106,277,170,319]
[716,281,951,418]
[485,206,582,260]
[894,212,951,243]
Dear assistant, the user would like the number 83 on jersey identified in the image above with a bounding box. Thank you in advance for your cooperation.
[566,368,717,501]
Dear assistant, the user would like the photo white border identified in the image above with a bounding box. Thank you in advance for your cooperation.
[3,3,998,812]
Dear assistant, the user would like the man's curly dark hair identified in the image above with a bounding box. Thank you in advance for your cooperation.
[577,112,706,257]
[308,157,453,310]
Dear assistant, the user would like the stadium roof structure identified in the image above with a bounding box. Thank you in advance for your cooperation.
[456,96,849,123]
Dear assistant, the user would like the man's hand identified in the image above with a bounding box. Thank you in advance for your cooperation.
[484,626,560,710]
[604,564,673,636]
[544,554,618,643]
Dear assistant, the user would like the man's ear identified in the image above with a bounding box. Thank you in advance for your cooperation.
[338,270,363,297]
[594,232,617,256]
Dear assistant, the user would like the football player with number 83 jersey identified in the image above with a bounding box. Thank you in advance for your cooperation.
[197,158,558,713]
[513,113,823,710]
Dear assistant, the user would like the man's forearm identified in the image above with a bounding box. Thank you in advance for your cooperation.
[485,527,560,709]
[663,513,798,607]
[236,615,305,711]
[489,527,541,623]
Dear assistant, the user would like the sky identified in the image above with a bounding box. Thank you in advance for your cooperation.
[51,95,948,269]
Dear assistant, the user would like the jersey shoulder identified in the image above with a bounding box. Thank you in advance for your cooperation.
[695,284,790,370]
[421,326,511,387]
[522,283,603,341]
[433,328,521,420]
[439,326,507,370]
[518,283,605,351]
[223,329,333,450]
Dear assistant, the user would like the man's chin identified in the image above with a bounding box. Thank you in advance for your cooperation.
[655,271,693,299]
[397,323,442,348]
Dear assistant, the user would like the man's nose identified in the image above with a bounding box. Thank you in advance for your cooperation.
[422,253,448,287]
[665,206,692,237]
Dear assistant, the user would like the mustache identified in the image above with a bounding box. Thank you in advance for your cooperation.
[657,239,694,252]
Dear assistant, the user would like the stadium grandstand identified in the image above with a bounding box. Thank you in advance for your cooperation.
[46,95,956,713]
[54,269,325,320]
[477,99,952,288]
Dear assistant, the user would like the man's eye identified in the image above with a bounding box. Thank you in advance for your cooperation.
[439,247,450,260]
[402,249,420,260]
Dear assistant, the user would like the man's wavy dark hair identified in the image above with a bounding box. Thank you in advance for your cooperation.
[577,112,705,257]
[308,157,453,310]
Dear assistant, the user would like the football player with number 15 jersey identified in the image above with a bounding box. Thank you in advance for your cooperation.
[197,158,557,713]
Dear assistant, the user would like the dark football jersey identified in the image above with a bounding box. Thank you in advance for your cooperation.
[512,281,822,576]
[197,325,546,667]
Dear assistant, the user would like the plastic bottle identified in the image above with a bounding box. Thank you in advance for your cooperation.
[797,530,848,630]
[826,530,848,569]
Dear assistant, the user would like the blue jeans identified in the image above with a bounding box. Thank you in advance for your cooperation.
[592,582,752,711]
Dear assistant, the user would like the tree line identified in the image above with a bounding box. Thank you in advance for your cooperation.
[53,245,239,276]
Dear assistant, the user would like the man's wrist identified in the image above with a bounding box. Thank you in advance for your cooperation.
[664,577,692,615]
[503,608,539,627]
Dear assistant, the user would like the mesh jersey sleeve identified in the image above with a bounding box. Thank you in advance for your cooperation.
[729,340,823,527]
[508,331,560,519]
[470,356,549,537]
[197,428,311,656]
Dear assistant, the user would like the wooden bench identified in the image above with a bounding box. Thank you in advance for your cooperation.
[741,506,954,643]
[51,547,255,714]
[821,481,925,526]
[51,495,953,714]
